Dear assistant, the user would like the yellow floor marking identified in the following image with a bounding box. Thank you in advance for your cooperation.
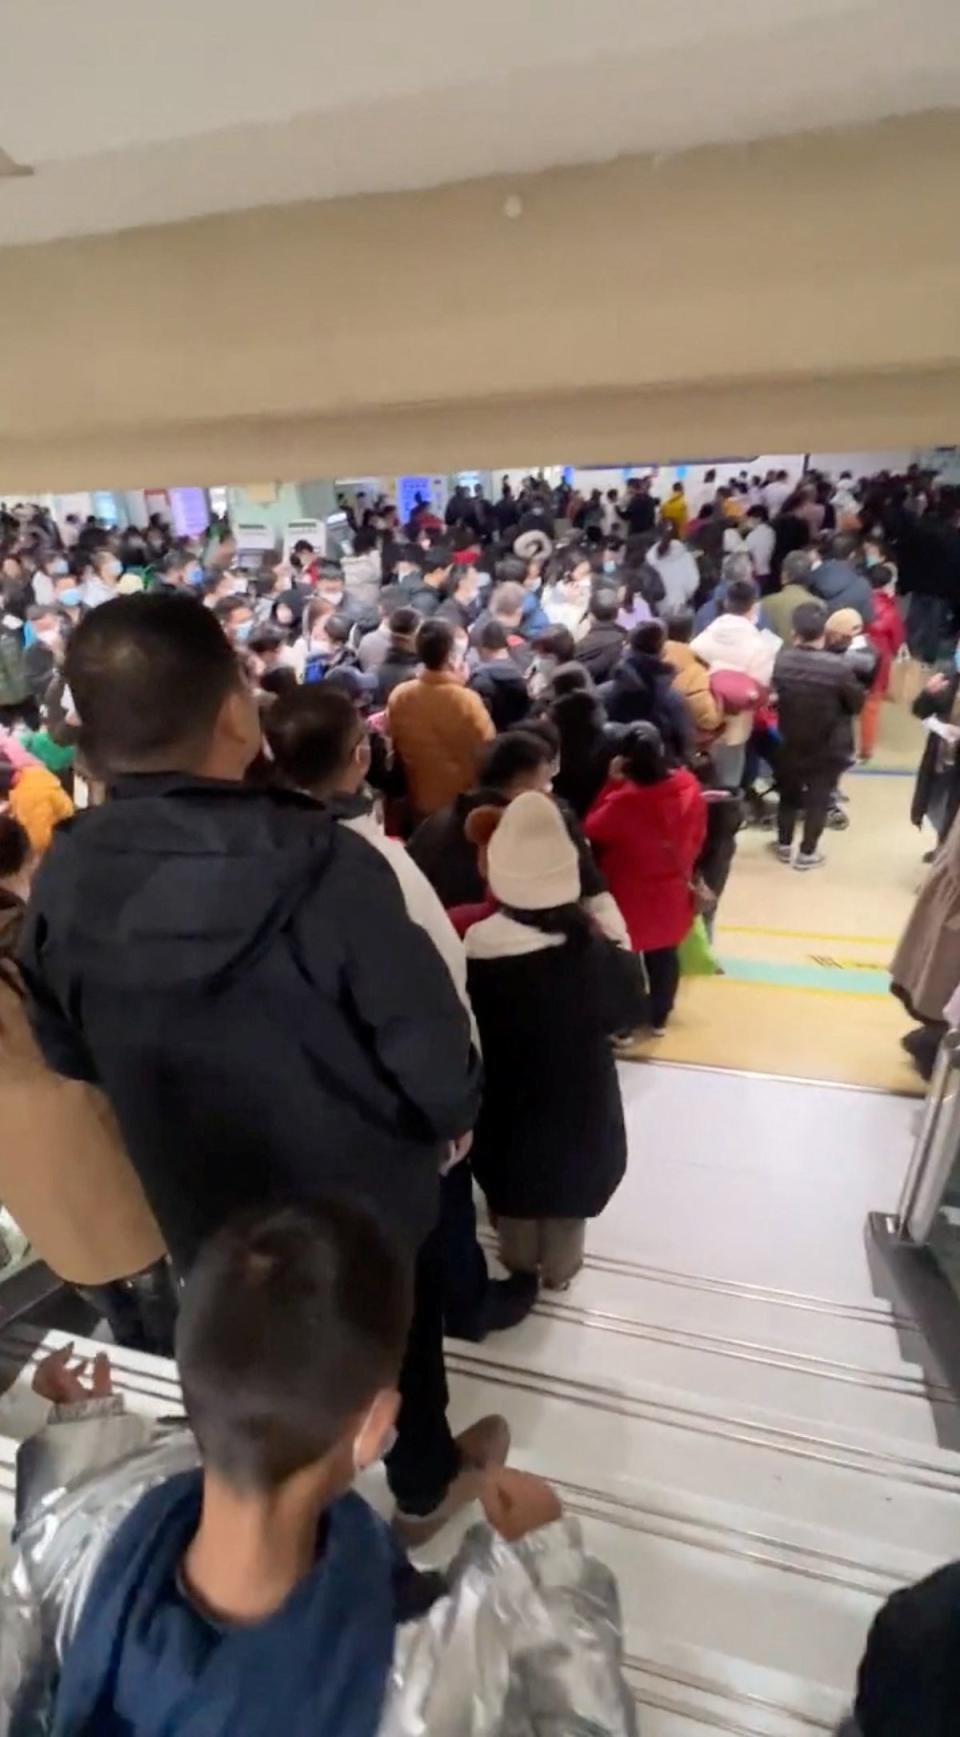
[718,924,897,946]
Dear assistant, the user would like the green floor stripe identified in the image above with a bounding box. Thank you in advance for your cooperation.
[717,956,890,996]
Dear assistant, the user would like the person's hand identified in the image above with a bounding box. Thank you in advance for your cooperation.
[926,673,949,696]
[32,1343,113,1405]
[481,1467,563,1541]
[450,1131,473,1162]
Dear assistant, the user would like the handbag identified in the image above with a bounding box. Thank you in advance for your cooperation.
[678,915,720,977]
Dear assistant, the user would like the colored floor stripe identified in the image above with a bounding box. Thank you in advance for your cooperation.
[716,955,889,996]
[849,766,915,778]
[718,924,896,946]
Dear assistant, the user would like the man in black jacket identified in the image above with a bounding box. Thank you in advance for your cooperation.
[772,601,864,870]
[574,589,627,684]
[18,595,496,1537]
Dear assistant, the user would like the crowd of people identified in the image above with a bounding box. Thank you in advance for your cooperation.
[0,464,959,1732]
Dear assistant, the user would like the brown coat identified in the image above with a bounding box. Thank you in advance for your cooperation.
[388,669,495,816]
[891,811,960,1023]
[662,640,723,742]
[0,892,166,1285]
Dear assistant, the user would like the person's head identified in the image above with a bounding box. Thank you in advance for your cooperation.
[302,596,335,647]
[475,619,511,662]
[64,594,261,781]
[26,604,66,656]
[613,720,669,786]
[1,553,24,584]
[723,576,760,618]
[247,625,287,670]
[745,504,769,527]
[316,563,346,609]
[477,729,556,797]
[867,560,896,594]
[416,617,455,673]
[0,814,33,901]
[830,531,859,564]
[265,684,369,799]
[39,549,70,581]
[825,607,863,651]
[177,1201,411,1502]
[451,560,480,602]
[351,527,378,557]
[781,549,814,588]
[215,595,255,646]
[423,549,453,589]
[655,520,677,554]
[549,661,593,699]
[721,551,754,590]
[532,625,576,665]
[490,580,525,629]
[589,588,620,626]
[670,482,684,497]
[91,548,123,587]
[387,605,420,645]
[791,601,828,647]
[630,620,668,658]
[392,544,425,584]
[206,531,237,571]
[665,608,694,645]
[485,790,579,912]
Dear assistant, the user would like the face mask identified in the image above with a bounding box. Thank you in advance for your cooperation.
[186,564,204,587]
[50,559,69,578]
[954,646,960,675]
[602,558,618,574]
[36,628,61,649]
[59,586,81,607]
[103,558,122,582]
[233,619,254,644]
[864,552,881,568]
[320,587,344,607]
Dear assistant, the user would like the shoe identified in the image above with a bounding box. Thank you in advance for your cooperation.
[393,1415,510,1545]
[922,849,936,865]
[447,1273,538,1342]
[650,1025,667,1038]
[794,850,825,871]
[770,842,793,864]
[826,807,850,830]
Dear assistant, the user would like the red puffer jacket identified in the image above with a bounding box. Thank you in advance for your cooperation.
[585,768,707,951]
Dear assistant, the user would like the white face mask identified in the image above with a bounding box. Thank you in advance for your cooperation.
[102,557,122,583]
[36,627,61,649]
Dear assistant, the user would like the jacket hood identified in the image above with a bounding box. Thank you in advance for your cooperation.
[615,651,674,694]
[52,1474,397,1737]
[552,689,605,736]
[475,660,527,688]
[31,776,339,992]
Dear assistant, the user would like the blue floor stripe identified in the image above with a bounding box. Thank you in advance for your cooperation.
[717,957,890,995]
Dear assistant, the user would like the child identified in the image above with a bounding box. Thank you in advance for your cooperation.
[860,563,905,761]
[585,722,707,1031]
[465,792,648,1289]
[3,1201,636,1735]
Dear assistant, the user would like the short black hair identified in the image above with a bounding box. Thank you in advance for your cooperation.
[869,562,896,591]
[478,728,554,789]
[388,606,420,638]
[514,715,560,757]
[259,666,299,700]
[792,601,828,643]
[631,620,667,655]
[323,614,352,647]
[665,608,694,644]
[531,625,575,662]
[0,815,31,879]
[550,661,592,697]
[424,548,453,578]
[248,625,285,656]
[214,595,251,623]
[416,617,454,671]
[495,555,527,587]
[590,588,620,625]
[63,594,243,775]
[161,550,188,574]
[265,684,360,790]
[351,527,378,555]
[725,577,759,615]
[476,619,509,653]
[177,1202,411,1492]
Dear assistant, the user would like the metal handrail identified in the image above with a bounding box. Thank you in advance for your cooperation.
[897,1028,960,1244]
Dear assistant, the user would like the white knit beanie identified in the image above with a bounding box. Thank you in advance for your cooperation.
[486,791,580,911]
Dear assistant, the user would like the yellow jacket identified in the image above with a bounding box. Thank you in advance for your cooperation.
[388,670,495,815]
[661,492,689,533]
[9,766,74,854]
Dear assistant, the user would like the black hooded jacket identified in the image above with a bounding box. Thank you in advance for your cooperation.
[18,776,481,1269]
[601,651,693,759]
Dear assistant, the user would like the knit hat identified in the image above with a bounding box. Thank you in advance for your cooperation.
[825,607,863,639]
[486,791,580,911]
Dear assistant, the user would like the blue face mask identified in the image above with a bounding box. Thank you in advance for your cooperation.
[234,618,254,644]
[954,646,960,674]
[186,564,204,587]
[59,586,81,607]
[603,558,618,574]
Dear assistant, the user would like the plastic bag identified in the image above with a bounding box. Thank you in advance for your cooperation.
[678,916,720,977]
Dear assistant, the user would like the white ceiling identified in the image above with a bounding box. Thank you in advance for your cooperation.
[2,0,959,244]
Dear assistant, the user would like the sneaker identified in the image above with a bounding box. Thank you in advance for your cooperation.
[650,1025,667,1038]
[770,842,793,864]
[393,1415,510,1545]
[794,850,825,871]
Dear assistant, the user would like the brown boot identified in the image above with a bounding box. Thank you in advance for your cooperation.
[393,1414,510,1546]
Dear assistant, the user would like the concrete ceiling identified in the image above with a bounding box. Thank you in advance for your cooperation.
[1,0,958,244]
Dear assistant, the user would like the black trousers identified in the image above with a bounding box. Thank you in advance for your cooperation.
[777,761,838,855]
[643,946,680,1027]
[385,1218,461,1515]
[437,1159,491,1340]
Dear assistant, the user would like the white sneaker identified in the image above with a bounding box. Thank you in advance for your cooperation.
[772,843,792,864]
[794,850,825,871]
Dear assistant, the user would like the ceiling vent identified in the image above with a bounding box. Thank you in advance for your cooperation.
[0,148,33,180]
